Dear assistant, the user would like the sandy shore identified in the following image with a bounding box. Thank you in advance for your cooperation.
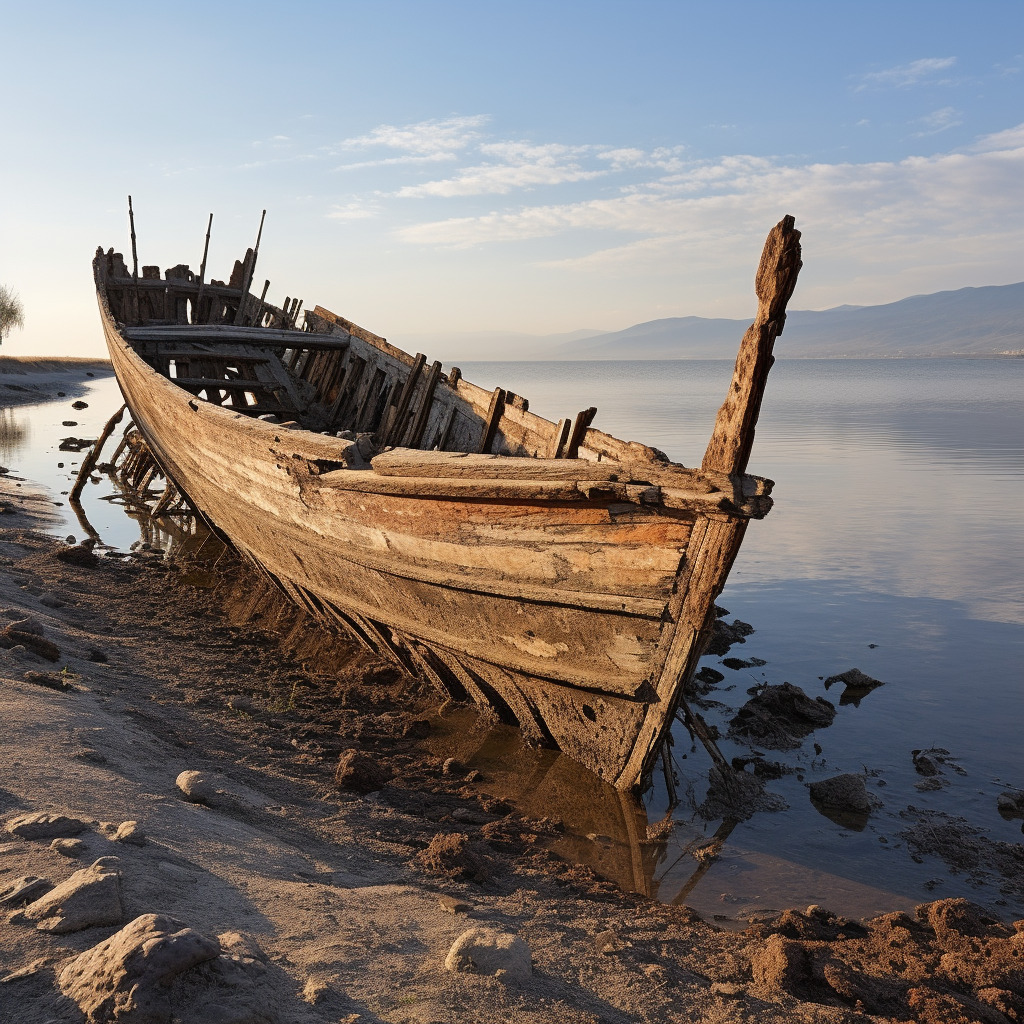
[0,357,113,408]
[1,433,1022,1022]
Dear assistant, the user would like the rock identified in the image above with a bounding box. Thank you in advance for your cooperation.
[334,750,392,793]
[113,820,146,846]
[444,927,532,984]
[50,837,86,858]
[54,543,99,568]
[15,857,123,933]
[823,667,885,706]
[58,913,220,1024]
[809,773,873,815]
[997,790,1024,819]
[729,683,836,750]
[176,770,218,805]
[6,811,90,840]
[437,894,472,914]
[39,592,65,608]
[71,400,89,410]
[0,875,52,907]
[441,757,463,776]
[23,669,75,691]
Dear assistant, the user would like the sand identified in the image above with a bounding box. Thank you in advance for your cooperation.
[1,370,1022,1023]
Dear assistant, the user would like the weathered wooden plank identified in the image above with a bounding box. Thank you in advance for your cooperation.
[702,215,802,476]
[403,359,443,448]
[478,388,506,453]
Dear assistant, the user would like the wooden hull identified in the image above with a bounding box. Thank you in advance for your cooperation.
[93,216,801,790]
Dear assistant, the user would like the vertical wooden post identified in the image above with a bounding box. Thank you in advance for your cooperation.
[127,196,141,323]
[702,216,802,476]
[193,213,213,325]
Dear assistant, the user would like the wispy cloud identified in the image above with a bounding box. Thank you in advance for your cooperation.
[327,200,380,221]
[395,125,1024,293]
[332,115,489,170]
[913,106,963,137]
[396,142,604,197]
[857,56,957,91]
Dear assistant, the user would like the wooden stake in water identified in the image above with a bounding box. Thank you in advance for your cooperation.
[193,213,213,325]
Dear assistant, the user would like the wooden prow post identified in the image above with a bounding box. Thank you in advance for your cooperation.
[702,216,802,476]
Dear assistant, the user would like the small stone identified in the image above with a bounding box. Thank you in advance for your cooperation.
[0,875,52,907]
[58,913,220,1023]
[50,837,86,858]
[437,894,472,914]
[444,927,532,985]
[113,820,145,846]
[15,857,122,933]
[441,757,462,776]
[594,928,620,954]
[5,811,89,840]
[71,400,88,410]
[808,773,872,815]
[176,770,218,805]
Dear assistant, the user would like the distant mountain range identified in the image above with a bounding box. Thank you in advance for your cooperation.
[556,282,1024,359]
[413,282,1024,361]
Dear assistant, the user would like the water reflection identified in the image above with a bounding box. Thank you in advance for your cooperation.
[0,407,27,461]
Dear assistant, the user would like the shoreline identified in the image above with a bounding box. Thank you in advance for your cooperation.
[0,358,114,409]
[2,392,1022,1021]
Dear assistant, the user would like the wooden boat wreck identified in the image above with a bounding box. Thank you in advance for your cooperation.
[92,212,802,792]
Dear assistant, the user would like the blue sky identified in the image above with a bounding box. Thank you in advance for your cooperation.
[1,0,1022,357]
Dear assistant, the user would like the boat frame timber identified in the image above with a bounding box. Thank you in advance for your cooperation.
[92,215,802,791]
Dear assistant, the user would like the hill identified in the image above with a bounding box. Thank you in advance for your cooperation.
[554,282,1024,359]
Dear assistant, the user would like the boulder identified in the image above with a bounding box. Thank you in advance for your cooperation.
[15,857,123,933]
[445,927,532,985]
[809,773,872,815]
[175,771,218,805]
[58,912,220,1024]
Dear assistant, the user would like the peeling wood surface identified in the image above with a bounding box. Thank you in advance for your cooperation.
[92,217,802,790]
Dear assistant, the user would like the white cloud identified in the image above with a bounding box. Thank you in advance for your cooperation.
[327,200,379,221]
[395,125,1024,297]
[857,56,957,90]
[912,106,963,137]
[397,142,605,198]
[339,115,488,156]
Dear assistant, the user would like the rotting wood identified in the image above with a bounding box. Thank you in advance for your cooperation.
[70,404,127,503]
[92,213,802,791]
[703,215,802,476]
[564,407,598,459]
[193,213,213,325]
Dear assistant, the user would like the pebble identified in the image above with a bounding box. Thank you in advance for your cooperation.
[58,913,220,1021]
[5,811,90,840]
[444,927,532,984]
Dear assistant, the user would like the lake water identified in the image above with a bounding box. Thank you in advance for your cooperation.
[3,358,1023,921]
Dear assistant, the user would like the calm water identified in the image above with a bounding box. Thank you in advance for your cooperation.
[3,359,1023,920]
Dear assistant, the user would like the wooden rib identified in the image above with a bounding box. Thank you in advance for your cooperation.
[380,353,426,446]
[550,417,571,458]
[478,388,506,453]
[404,359,443,448]
[564,407,597,459]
